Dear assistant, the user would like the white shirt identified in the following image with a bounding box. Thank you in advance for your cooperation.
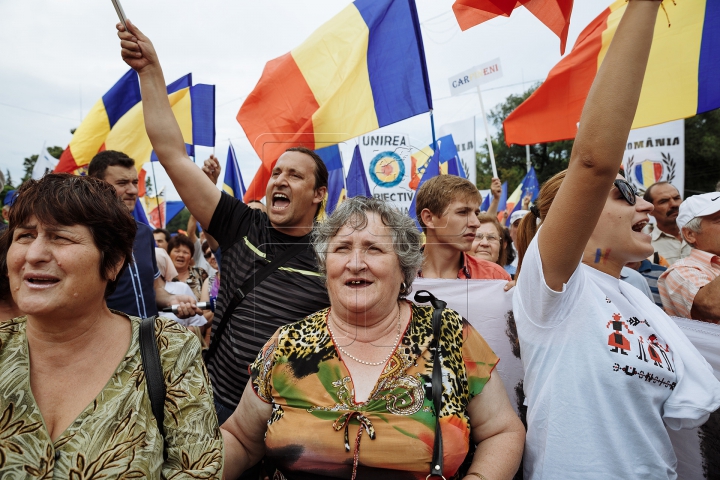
[163,281,207,327]
[514,235,720,480]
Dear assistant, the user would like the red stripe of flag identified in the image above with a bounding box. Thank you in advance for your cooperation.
[452,0,574,54]
[503,6,611,145]
[237,52,320,202]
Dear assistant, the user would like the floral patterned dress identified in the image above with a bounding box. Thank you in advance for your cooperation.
[0,314,223,479]
[250,302,498,480]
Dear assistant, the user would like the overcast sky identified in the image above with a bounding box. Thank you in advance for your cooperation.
[0,0,612,199]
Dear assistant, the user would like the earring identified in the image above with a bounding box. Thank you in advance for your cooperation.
[400,282,407,295]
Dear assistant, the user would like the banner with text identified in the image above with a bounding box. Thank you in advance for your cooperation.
[439,117,477,185]
[359,133,415,214]
[448,58,503,96]
[623,119,685,197]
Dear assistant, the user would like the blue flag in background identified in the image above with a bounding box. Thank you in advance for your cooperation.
[498,181,508,213]
[316,145,345,215]
[223,144,246,200]
[408,147,441,230]
[346,145,371,198]
[447,155,465,177]
[132,198,150,226]
[507,167,540,221]
[480,191,491,212]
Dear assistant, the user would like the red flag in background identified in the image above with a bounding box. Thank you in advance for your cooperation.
[452,0,574,54]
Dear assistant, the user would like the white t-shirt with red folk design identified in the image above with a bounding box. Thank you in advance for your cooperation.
[514,235,720,480]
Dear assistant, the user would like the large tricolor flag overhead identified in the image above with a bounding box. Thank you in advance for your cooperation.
[237,0,433,203]
[503,0,720,146]
[55,70,215,174]
[453,0,574,54]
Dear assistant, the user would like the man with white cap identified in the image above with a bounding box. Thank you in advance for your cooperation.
[658,192,720,322]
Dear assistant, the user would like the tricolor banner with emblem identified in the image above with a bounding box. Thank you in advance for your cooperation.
[622,119,685,197]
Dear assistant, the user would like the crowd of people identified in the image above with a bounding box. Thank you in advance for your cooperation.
[1,1,720,479]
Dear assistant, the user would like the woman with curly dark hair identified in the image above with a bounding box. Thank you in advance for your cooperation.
[0,174,222,478]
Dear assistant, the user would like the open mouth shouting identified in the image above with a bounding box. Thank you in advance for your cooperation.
[631,219,648,233]
[272,192,290,211]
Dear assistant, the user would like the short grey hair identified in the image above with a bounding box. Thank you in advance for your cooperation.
[312,197,423,298]
[681,216,703,245]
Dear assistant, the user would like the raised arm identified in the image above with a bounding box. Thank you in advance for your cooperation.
[538,0,660,290]
[117,21,220,229]
[486,177,502,217]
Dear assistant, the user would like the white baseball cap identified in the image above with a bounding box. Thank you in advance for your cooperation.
[676,192,720,230]
[509,210,530,226]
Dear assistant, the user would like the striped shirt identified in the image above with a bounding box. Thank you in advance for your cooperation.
[658,248,720,320]
[206,193,330,408]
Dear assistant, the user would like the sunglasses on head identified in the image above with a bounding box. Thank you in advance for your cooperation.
[614,179,638,206]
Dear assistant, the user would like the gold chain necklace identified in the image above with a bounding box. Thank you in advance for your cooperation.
[328,306,402,366]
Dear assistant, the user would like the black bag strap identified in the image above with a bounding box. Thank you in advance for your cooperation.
[204,241,308,363]
[414,290,447,479]
[139,316,167,460]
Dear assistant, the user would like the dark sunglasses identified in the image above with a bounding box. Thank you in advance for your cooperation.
[204,251,213,259]
[614,179,638,206]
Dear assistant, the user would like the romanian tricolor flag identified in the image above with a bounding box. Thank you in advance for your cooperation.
[55,70,215,174]
[504,0,720,146]
[237,0,432,203]
[453,0,574,54]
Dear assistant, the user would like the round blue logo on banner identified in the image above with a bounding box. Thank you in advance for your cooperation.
[369,151,405,188]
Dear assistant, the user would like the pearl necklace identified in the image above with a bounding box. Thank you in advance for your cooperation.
[328,306,402,366]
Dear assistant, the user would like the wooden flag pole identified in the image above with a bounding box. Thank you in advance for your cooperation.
[477,86,498,179]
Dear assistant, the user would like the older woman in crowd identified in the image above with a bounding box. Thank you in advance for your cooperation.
[0,174,222,478]
[221,197,524,480]
[512,2,720,479]
[470,214,509,268]
[167,234,208,300]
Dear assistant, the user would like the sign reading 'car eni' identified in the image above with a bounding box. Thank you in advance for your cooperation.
[448,58,503,96]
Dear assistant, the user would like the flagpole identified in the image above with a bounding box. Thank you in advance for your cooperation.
[430,110,437,150]
[526,144,531,173]
[477,86,498,179]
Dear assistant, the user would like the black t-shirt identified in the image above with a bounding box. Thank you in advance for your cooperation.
[206,193,330,408]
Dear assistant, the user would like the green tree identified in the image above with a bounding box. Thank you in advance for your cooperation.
[476,84,574,193]
[166,207,191,234]
[684,109,720,194]
[145,176,154,197]
[478,86,720,196]
[21,146,63,184]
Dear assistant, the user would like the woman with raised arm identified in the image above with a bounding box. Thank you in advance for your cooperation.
[512,1,720,479]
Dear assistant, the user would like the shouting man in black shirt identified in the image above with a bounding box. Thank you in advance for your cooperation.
[119,22,330,424]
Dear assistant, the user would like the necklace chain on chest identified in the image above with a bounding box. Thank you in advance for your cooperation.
[328,306,402,366]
